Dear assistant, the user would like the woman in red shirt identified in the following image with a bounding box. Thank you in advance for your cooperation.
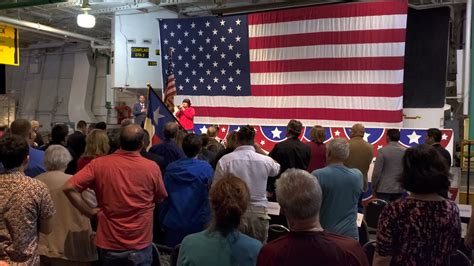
[306,125,327,173]
[176,98,195,133]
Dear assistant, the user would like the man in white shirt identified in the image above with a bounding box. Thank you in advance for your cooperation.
[214,125,280,243]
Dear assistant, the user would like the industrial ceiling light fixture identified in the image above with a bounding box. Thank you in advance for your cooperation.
[77,0,95,28]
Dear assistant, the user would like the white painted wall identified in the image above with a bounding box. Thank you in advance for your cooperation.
[112,9,178,90]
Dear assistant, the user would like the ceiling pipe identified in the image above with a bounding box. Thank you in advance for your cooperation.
[0,15,110,47]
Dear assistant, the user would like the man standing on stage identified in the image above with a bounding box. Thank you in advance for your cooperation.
[133,95,147,127]
[176,98,195,133]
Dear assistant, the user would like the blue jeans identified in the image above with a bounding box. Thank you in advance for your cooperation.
[99,245,153,266]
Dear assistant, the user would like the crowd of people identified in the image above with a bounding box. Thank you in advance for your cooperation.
[0,116,467,266]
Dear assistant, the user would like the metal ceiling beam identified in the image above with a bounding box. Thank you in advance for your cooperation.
[0,0,67,10]
[0,15,110,47]
[210,0,343,15]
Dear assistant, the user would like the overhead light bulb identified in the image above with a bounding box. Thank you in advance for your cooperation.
[77,12,95,28]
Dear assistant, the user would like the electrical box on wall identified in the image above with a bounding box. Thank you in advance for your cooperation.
[112,10,178,90]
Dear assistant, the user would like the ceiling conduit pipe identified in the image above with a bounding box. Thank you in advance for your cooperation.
[0,15,110,47]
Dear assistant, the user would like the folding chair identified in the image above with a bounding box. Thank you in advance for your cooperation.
[449,249,471,266]
[364,199,388,234]
[267,224,290,242]
[362,240,376,265]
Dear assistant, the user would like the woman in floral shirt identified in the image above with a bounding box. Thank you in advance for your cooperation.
[373,144,461,266]
[0,135,56,265]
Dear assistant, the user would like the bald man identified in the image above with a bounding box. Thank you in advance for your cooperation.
[64,124,167,265]
[344,123,373,192]
[207,125,224,153]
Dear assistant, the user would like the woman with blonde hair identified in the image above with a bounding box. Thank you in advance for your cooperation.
[178,176,262,266]
[77,129,110,171]
[307,125,327,172]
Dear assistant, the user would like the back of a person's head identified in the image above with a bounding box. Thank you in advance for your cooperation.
[350,123,365,138]
[119,124,145,151]
[182,134,202,158]
[77,120,87,130]
[143,129,151,148]
[10,119,31,139]
[427,128,442,143]
[120,119,133,128]
[276,169,322,221]
[44,145,72,171]
[310,125,326,144]
[387,129,400,142]
[400,144,450,194]
[51,124,69,143]
[210,175,250,235]
[286,119,303,137]
[164,122,179,139]
[327,138,350,161]
[95,122,107,130]
[84,129,110,157]
[207,126,218,138]
[200,133,210,147]
[0,135,29,170]
[237,125,255,145]
[225,132,238,150]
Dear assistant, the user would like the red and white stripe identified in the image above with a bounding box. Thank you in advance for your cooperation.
[164,73,176,108]
[178,1,408,127]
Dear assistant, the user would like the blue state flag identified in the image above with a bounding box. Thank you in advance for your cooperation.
[144,88,180,144]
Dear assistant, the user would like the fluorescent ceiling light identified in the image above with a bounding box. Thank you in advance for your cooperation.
[77,12,95,28]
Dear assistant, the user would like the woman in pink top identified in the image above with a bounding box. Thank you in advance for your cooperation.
[307,125,327,173]
[77,129,109,171]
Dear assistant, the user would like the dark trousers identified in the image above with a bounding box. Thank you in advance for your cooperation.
[98,245,153,266]
[376,192,405,202]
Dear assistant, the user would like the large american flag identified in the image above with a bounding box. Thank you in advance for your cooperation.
[159,1,407,127]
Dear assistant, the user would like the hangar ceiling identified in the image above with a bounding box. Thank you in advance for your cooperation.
[0,0,468,48]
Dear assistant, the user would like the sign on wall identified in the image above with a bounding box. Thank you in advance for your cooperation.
[0,24,19,66]
[131,47,149,58]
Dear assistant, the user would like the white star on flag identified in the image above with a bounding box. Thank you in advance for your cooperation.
[442,134,448,140]
[260,140,265,145]
[363,132,371,142]
[334,130,341,136]
[153,107,165,125]
[221,127,226,132]
[271,127,282,139]
[407,131,421,144]
[377,145,383,150]
[200,125,207,134]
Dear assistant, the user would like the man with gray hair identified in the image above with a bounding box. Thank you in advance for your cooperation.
[312,138,363,240]
[257,169,368,266]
